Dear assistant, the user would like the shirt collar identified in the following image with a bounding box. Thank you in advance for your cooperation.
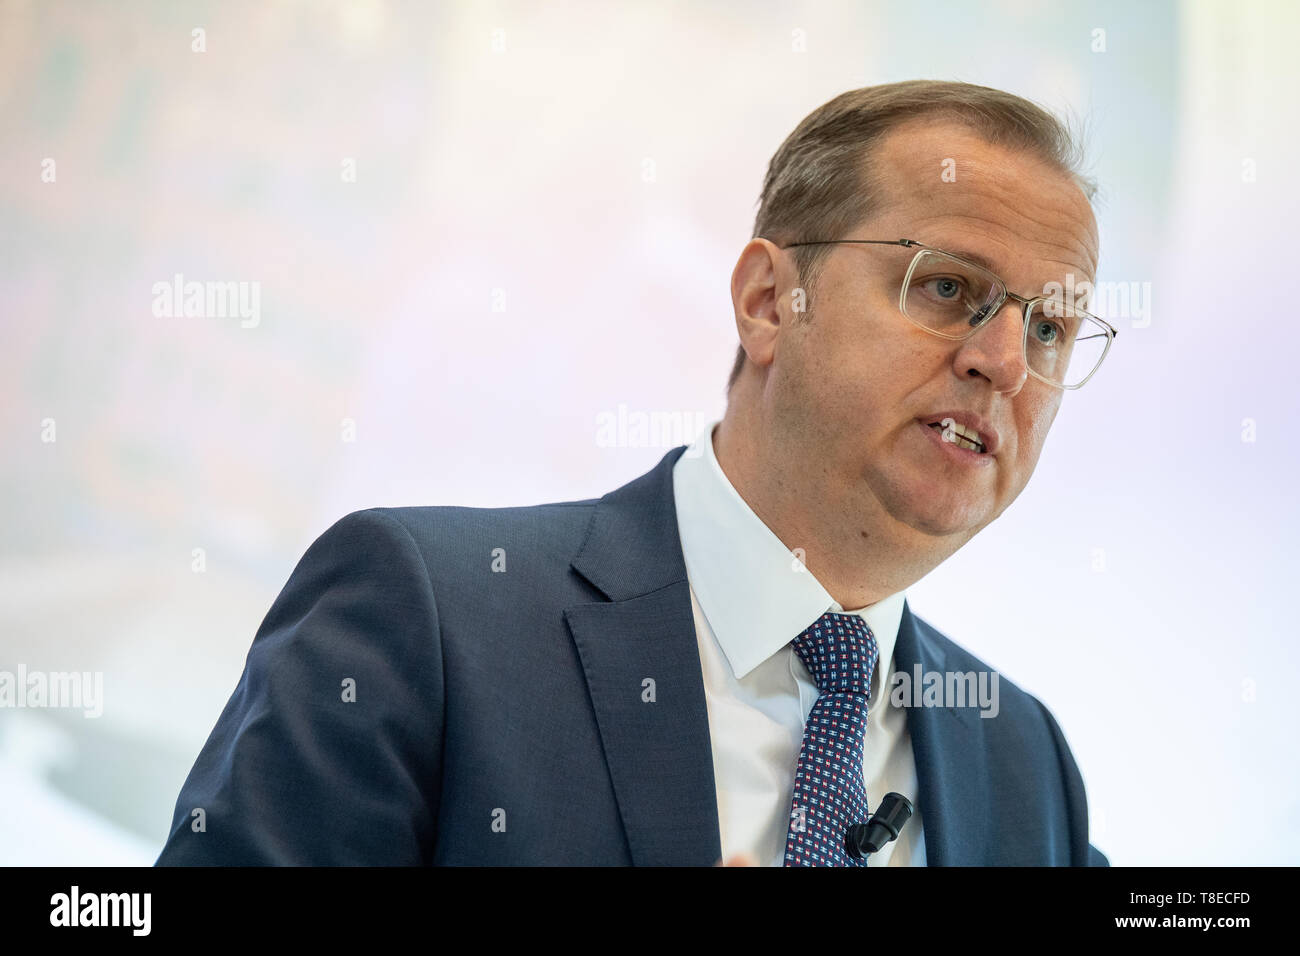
[672,420,906,683]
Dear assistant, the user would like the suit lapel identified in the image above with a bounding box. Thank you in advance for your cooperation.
[894,599,991,866]
[564,446,722,866]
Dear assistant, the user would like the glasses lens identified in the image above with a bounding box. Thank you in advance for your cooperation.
[1026,300,1111,388]
[902,250,1002,335]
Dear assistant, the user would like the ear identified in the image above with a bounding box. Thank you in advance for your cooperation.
[730,238,794,374]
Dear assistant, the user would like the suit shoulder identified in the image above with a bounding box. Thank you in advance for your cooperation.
[358,496,598,548]
[906,611,1040,717]
[322,499,601,604]
[906,610,1084,760]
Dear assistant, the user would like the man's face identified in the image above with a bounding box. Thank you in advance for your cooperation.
[761,118,1100,544]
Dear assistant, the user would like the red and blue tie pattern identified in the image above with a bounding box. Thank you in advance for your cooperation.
[783,612,879,867]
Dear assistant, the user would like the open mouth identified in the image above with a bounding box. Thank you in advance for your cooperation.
[926,419,986,454]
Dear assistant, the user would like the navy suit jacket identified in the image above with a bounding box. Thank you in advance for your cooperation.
[156,445,1106,866]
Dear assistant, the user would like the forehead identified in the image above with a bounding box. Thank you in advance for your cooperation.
[862,118,1100,287]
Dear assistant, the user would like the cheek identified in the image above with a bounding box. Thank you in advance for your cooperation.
[777,339,877,448]
[821,300,926,376]
[1014,402,1060,467]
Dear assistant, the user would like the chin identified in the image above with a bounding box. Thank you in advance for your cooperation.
[905,513,981,539]
[890,496,990,538]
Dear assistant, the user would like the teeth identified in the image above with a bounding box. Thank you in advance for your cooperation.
[931,417,985,452]
[948,420,982,445]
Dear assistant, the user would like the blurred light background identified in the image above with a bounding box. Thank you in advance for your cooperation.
[1,0,1296,865]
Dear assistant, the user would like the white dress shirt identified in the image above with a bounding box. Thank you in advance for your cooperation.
[672,420,927,866]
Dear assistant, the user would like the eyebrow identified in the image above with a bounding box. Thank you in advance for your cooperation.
[928,244,1003,275]
[923,242,1094,294]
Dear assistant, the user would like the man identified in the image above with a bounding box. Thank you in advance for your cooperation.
[157,80,1112,867]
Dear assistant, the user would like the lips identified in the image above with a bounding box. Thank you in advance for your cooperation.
[917,411,1000,456]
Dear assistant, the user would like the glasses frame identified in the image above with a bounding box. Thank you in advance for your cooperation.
[780,238,1118,390]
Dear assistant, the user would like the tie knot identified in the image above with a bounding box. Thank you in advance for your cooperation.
[792,612,878,698]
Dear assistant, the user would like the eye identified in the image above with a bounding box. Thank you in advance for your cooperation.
[922,276,966,300]
[1032,320,1060,346]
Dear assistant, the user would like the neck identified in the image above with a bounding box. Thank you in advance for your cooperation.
[713,403,957,609]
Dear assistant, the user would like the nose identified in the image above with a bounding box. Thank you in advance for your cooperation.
[952,299,1029,395]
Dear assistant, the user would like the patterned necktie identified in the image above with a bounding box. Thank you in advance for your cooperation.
[783,611,879,866]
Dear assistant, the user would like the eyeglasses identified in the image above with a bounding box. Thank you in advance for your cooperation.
[779,238,1118,390]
